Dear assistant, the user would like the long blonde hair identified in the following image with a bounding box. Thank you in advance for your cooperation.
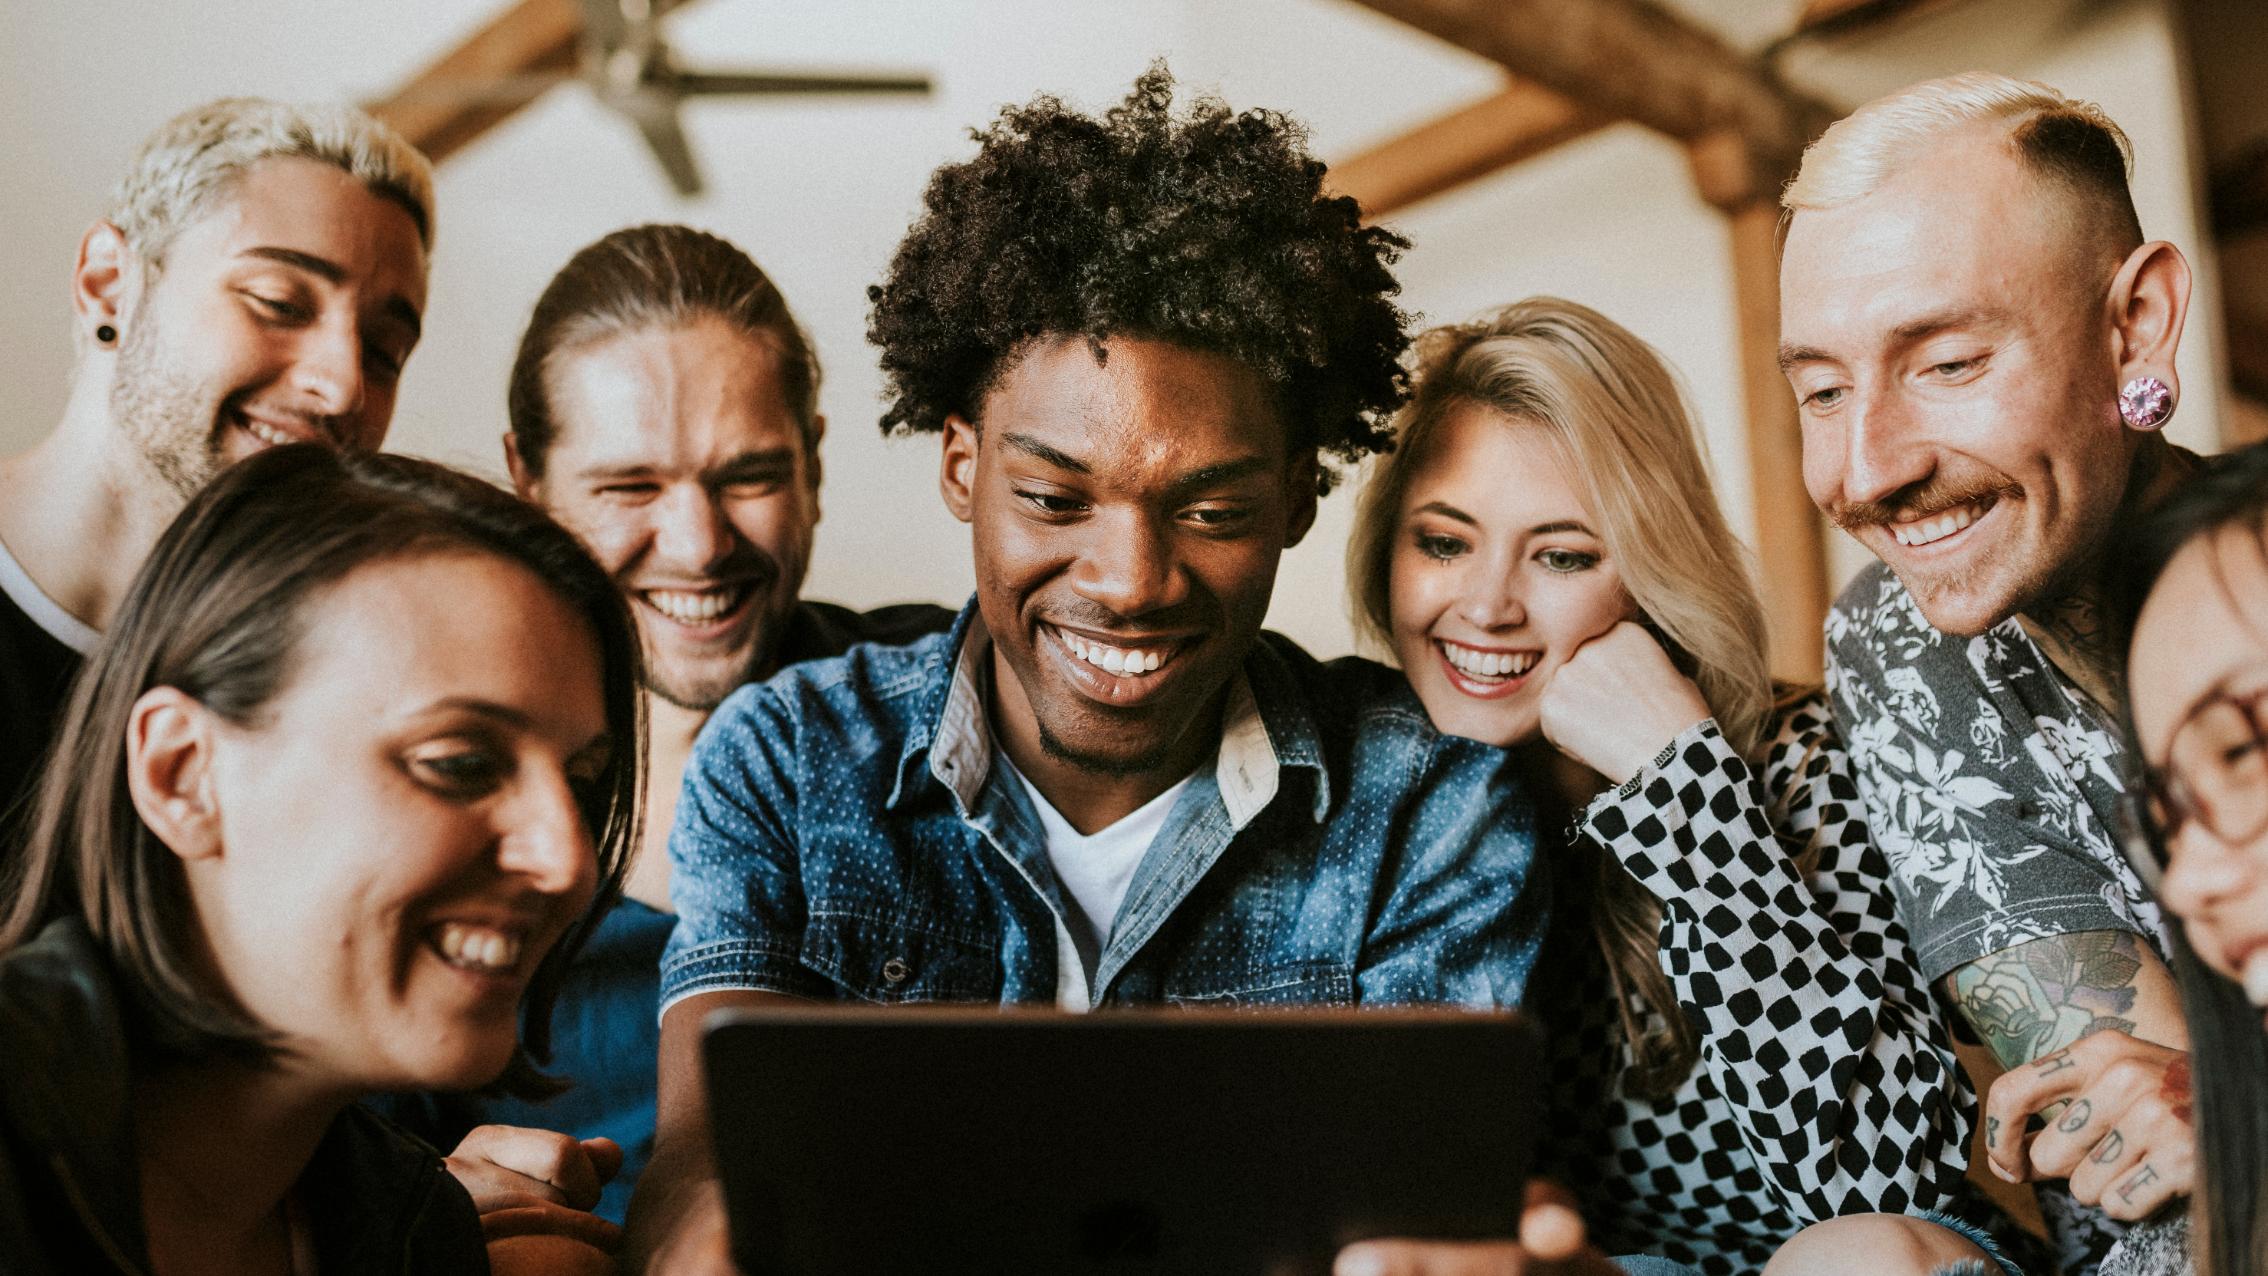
[1348,296,1773,1095]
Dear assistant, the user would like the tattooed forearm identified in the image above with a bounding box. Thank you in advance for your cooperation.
[1945,931,2144,1069]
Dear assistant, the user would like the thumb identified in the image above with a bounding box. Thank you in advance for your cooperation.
[1520,1179,1588,1260]
[580,1137,625,1183]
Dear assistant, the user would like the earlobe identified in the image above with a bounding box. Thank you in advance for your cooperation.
[805,415,826,510]
[2110,240,2193,391]
[938,414,979,524]
[74,221,133,349]
[125,687,224,862]
[503,434,541,502]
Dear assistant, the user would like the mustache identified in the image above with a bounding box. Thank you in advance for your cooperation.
[1829,478,2014,532]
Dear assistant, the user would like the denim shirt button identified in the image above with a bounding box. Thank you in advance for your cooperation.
[881,957,911,985]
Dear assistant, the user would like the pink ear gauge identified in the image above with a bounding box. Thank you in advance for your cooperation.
[2119,376,2173,430]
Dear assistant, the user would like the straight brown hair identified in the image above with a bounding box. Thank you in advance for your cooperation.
[0,445,643,1097]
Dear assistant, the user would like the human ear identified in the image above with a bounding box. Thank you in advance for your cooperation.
[503,433,543,503]
[124,687,224,862]
[803,414,826,523]
[1282,453,1320,549]
[74,220,134,349]
[2107,240,2193,403]
[939,414,979,524]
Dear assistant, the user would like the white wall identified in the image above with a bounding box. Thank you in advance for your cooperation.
[0,0,2222,660]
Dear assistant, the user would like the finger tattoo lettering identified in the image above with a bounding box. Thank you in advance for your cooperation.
[2036,1048,2076,1075]
[1986,1115,2001,1148]
[2117,1164,2159,1204]
[2090,1130,2125,1164]
[2057,1100,2092,1134]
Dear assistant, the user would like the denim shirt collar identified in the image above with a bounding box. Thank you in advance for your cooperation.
[886,601,1330,825]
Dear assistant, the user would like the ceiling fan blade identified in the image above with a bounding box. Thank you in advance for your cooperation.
[571,0,634,54]
[671,69,931,97]
[622,96,705,196]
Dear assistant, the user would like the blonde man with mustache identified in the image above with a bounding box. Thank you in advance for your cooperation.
[1774,73,2201,1276]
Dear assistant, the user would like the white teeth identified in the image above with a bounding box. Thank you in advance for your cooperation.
[1891,501,1987,547]
[434,923,523,973]
[1057,628,1169,677]
[645,587,746,625]
[241,417,296,448]
[2243,952,2268,1007]
[1440,641,1538,681]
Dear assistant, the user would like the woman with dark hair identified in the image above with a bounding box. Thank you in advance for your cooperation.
[0,445,641,1275]
[2113,440,2268,1276]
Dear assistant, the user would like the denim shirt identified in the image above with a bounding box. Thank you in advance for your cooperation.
[662,604,1545,1012]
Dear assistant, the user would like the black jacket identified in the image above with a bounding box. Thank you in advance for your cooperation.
[0,917,489,1274]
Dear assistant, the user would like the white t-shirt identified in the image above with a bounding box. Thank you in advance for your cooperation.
[1001,754,1196,984]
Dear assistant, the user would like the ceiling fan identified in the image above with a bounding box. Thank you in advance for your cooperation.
[370,0,932,197]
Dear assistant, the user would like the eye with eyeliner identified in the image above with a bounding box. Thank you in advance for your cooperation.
[406,740,510,799]
[1412,530,1469,562]
[1536,547,1599,574]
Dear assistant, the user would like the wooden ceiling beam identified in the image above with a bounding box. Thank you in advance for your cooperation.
[365,0,586,166]
[1342,0,1835,186]
[1328,79,1612,219]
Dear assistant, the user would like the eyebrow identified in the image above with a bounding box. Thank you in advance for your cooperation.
[1414,500,1477,527]
[577,447,799,485]
[999,431,1089,474]
[240,245,424,342]
[1778,305,2006,374]
[1166,457,1272,497]
[1411,503,1591,538]
[422,697,612,756]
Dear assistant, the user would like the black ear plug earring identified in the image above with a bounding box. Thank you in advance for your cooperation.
[95,324,117,346]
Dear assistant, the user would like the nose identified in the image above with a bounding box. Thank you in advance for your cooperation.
[1070,508,1188,619]
[289,317,367,428]
[495,765,600,901]
[2157,822,2259,926]
[1838,387,1933,509]
[1454,549,1525,632]
[651,484,737,576]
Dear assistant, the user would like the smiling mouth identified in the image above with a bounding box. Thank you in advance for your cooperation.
[428,921,526,975]
[640,584,753,629]
[1438,640,1540,686]
[1052,624,1182,678]
[1888,496,1997,549]
[230,407,318,450]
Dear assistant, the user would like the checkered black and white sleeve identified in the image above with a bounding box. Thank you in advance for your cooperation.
[1577,693,1975,1222]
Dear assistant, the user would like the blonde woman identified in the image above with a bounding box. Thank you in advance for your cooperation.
[1345,298,2015,1276]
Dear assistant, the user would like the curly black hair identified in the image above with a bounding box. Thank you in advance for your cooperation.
[866,63,1411,492]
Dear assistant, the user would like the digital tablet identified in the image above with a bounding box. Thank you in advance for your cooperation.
[703,1005,1541,1275]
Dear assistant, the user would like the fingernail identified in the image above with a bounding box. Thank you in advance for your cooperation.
[1335,1249,1385,1276]
[1991,1162,2017,1183]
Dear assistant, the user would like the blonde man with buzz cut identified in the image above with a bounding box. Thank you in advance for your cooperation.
[1770,73,2203,1276]
[0,97,435,855]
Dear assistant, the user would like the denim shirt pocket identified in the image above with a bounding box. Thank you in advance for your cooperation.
[799,910,1001,1004]
[1161,958,1355,1008]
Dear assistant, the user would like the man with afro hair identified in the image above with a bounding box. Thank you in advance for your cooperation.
[626,68,1550,1272]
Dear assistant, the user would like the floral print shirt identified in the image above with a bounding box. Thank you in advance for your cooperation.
[1824,560,2174,1275]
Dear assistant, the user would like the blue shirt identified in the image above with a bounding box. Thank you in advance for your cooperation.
[662,605,1545,1012]
[372,599,956,1223]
